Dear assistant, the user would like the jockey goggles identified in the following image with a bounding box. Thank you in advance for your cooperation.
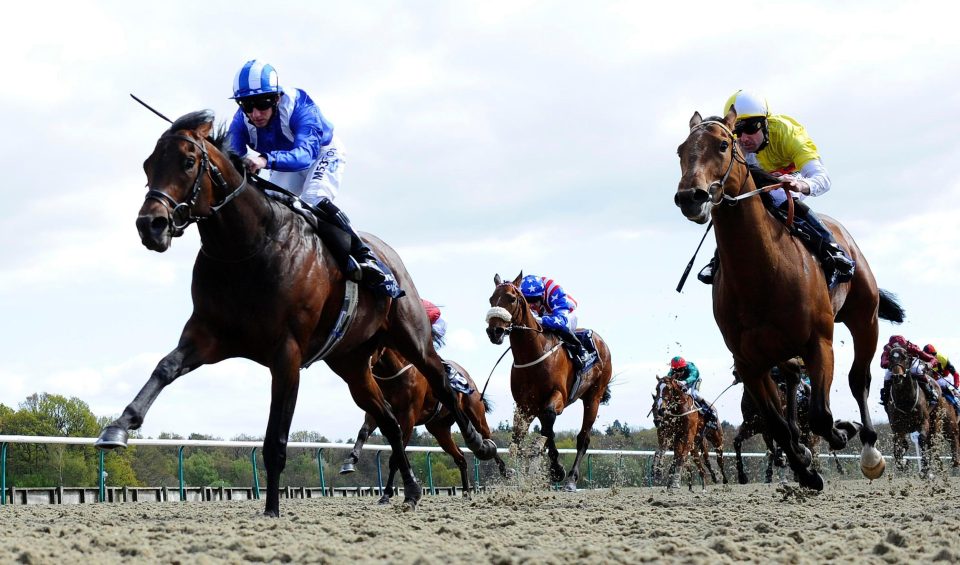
[237,95,278,113]
[734,118,764,137]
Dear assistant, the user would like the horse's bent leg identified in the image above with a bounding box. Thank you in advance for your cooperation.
[711,430,728,484]
[341,413,378,474]
[734,425,751,484]
[539,391,566,484]
[428,423,470,497]
[98,327,215,447]
[845,316,884,479]
[261,339,303,517]
[805,338,854,452]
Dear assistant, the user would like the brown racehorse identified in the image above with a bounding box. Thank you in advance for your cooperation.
[655,377,715,489]
[883,344,949,477]
[95,111,496,516]
[734,359,824,484]
[339,349,509,502]
[485,273,613,491]
[675,111,906,490]
[651,378,727,486]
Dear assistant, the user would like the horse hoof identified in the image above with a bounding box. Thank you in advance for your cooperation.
[860,446,885,480]
[339,462,356,475]
[377,496,392,505]
[95,427,128,449]
[263,509,280,518]
[797,470,824,491]
[563,481,577,492]
[402,498,418,512]
[737,473,749,485]
[550,469,566,483]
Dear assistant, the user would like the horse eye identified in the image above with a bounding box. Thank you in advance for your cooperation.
[183,157,196,170]
[719,141,729,152]
[507,295,516,304]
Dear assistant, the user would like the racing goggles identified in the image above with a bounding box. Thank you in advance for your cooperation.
[733,118,764,137]
[238,95,278,113]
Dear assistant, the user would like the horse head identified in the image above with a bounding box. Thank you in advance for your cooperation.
[659,377,690,413]
[674,109,747,224]
[485,272,531,344]
[887,344,921,411]
[137,110,245,251]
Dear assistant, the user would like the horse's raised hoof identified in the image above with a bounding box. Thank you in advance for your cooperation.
[95,427,129,449]
[860,445,885,480]
[797,470,824,491]
[339,462,356,475]
[377,495,392,505]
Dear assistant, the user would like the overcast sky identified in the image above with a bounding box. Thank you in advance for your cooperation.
[2,1,959,445]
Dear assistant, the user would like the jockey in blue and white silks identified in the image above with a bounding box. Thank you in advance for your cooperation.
[226,60,390,290]
[519,275,595,370]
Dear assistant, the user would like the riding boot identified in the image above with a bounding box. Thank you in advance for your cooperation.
[313,198,389,287]
[879,382,890,405]
[793,200,855,284]
[557,326,596,373]
[698,250,719,284]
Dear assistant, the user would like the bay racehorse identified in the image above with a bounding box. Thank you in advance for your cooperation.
[884,344,948,477]
[485,273,613,491]
[339,348,509,502]
[675,111,905,490]
[655,376,714,489]
[95,111,495,516]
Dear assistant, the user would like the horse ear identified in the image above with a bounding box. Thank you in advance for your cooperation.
[723,106,738,130]
[494,274,502,285]
[512,271,523,286]
[689,111,702,130]
[196,119,214,139]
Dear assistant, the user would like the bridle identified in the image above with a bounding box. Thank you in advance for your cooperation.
[658,378,699,418]
[687,120,759,206]
[888,347,922,415]
[485,282,567,369]
[144,132,248,237]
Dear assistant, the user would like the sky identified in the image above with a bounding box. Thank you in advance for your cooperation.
[2,1,959,444]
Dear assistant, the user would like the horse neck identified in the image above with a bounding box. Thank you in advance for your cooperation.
[196,171,278,257]
[711,171,786,283]
[508,303,553,356]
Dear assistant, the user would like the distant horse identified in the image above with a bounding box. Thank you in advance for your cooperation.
[339,348,509,502]
[884,345,947,477]
[734,359,828,484]
[95,111,495,516]
[651,379,728,486]
[675,111,905,489]
[485,273,613,491]
[656,377,715,489]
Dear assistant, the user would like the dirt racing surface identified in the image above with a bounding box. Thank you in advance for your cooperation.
[2,477,959,564]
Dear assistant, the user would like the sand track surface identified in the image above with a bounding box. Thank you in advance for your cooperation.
[2,477,959,564]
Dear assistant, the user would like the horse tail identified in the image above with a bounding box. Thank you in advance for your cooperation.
[878,289,906,324]
[481,396,494,414]
[601,375,615,405]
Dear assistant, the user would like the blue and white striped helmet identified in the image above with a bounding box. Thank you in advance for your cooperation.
[232,60,282,99]
[519,275,545,298]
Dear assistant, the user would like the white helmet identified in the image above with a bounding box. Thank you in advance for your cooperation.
[724,90,770,119]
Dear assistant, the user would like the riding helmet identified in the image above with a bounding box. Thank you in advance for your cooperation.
[232,60,282,99]
[723,89,770,119]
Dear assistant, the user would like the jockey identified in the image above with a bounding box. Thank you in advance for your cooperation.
[422,299,447,349]
[519,274,596,371]
[666,356,718,424]
[227,60,388,287]
[879,335,937,406]
[699,90,855,288]
[923,344,960,414]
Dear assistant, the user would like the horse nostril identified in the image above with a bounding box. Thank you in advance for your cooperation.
[151,216,168,232]
[693,188,710,203]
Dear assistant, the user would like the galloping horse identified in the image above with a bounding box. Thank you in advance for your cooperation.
[651,378,728,486]
[675,111,905,489]
[654,377,716,489]
[95,111,495,516]
[485,273,613,491]
[884,344,948,476]
[339,348,509,502]
[734,359,824,484]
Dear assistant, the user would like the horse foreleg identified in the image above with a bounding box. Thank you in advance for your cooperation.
[261,340,303,517]
[427,423,471,497]
[733,424,752,484]
[843,323,884,479]
[341,413,378,474]
[564,395,601,492]
[539,391,566,484]
[97,325,217,448]
[379,452,400,504]
[710,429,728,484]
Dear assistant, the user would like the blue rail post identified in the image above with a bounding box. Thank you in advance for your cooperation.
[426,453,435,495]
[98,449,105,502]
[375,451,384,496]
[0,442,6,506]
[178,446,185,502]
[251,447,261,500]
[317,449,326,496]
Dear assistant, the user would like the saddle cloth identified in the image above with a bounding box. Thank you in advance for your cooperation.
[443,361,474,395]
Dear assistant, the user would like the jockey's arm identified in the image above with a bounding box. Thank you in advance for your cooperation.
[795,158,832,198]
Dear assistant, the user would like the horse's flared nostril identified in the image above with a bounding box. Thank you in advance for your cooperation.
[693,188,710,203]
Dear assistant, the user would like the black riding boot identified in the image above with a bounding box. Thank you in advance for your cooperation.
[313,198,389,286]
[556,327,596,372]
[792,200,855,284]
[698,250,719,285]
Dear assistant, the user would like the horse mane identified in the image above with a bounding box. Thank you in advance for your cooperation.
[702,115,781,188]
[168,110,245,173]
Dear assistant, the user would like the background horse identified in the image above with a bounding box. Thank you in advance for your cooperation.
[884,344,946,477]
[96,111,495,516]
[339,348,509,503]
[734,359,829,484]
[486,273,613,491]
[675,111,905,490]
[651,379,727,486]
[656,377,711,489]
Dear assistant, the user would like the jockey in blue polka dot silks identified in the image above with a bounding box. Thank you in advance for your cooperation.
[519,275,596,370]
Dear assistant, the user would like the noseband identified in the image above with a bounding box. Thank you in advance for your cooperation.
[484,283,543,334]
[688,120,750,205]
[145,133,248,237]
